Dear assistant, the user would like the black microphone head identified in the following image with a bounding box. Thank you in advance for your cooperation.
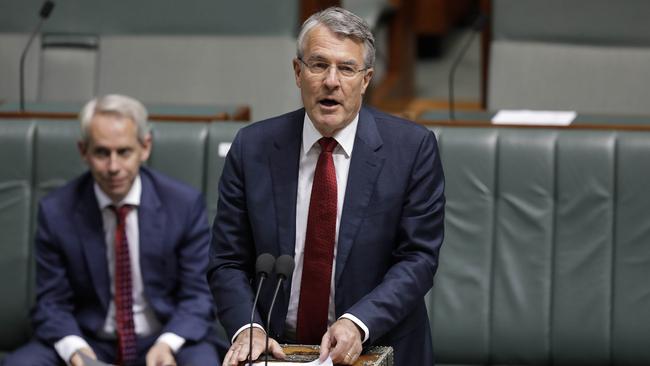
[40,1,55,19]
[256,253,275,277]
[274,255,295,279]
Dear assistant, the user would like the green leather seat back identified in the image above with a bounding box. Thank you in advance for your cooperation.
[429,128,497,364]
[0,120,36,350]
[30,120,88,351]
[552,131,615,364]
[430,126,650,365]
[147,122,209,193]
[205,122,248,221]
[33,120,87,205]
[8,119,649,365]
[491,129,556,364]
[613,132,650,365]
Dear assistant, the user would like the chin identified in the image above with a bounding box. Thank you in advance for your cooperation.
[315,113,344,126]
[102,186,126,200]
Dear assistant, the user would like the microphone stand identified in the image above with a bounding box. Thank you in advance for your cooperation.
[248,253,275,366]
[20,1,55,112]
[248,277,266,366]
[264,255,294,366]
[448,13,487,121]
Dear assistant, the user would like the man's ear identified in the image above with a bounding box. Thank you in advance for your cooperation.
[360,68,374,95]
[77,140,88,161]
[140,133,153,162]
[293,58,303,89]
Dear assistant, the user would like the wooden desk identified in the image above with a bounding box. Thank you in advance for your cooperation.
[247,345,393,366]
[417,109,650,131]
[0,102,250,122]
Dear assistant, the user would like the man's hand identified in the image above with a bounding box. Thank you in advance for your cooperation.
[223,327,286,366]
[70,347,97,366]
[319,318,363,365]
[146,341,176,366]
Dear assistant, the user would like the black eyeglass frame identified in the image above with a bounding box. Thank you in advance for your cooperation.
[297,57,370,78]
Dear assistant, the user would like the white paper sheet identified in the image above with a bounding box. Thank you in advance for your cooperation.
[218,142,232,157]
[491,109,577,126]
[79,353,115,366]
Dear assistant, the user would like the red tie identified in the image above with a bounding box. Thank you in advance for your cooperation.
[111,205,137,366]
[296,137,338,344]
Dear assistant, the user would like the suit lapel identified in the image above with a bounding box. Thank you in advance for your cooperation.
[336,108,384,283]
[137,171,165,286]
[270,111,304,257]
[76,181,111,310]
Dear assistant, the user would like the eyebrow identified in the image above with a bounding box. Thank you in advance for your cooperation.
[91,145,133,152]
[306,54,360,66]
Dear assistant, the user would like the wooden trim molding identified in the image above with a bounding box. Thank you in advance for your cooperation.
[300,0,341,22]
[369,0,416,106]
[0,107,251,123]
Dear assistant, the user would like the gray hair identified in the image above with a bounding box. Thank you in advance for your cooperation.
[297,7,375,68]
[79,94,150,143]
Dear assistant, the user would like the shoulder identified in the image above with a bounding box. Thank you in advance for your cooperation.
[140,167,203,204]
[235,108,304,142]
[39,172,93,212]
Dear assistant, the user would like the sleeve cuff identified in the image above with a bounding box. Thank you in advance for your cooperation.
[339,313,370,343]
[156,332,186,354]
[54,335,91,365]
[232,323,266,344]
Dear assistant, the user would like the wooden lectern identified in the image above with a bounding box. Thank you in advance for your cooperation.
[244,345,393,366]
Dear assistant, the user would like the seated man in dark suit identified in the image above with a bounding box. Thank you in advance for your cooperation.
[4,94,221,366]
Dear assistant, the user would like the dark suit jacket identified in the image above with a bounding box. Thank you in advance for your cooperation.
[32,166,215,346]
[207,107,445,365]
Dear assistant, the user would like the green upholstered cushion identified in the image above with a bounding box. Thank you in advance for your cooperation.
[3,118,650,365]
[147,122,210,193]
[430,126,650,365]
[205,122,248,221]
[0,120,35,350]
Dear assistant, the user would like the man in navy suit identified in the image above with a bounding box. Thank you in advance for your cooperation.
[4,95,220,366]
[208,7,445,366]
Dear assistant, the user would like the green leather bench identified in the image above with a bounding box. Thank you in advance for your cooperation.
[2,119,650,364]
[428,126,650,365]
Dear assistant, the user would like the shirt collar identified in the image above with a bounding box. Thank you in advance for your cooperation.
[302,113,359,158]
[94,174,142,210]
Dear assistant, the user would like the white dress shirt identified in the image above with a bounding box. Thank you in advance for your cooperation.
[54,175,184,364]
[284,113,369,342]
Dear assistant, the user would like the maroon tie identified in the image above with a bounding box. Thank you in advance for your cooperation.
[296,137,338,344]
[111,205,137,366]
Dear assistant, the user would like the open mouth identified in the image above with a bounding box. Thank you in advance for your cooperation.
[319,98,340,107]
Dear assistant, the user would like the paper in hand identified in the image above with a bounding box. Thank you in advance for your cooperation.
[78,352,116,366]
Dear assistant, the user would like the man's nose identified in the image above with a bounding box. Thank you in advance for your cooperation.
[108,153,120,172]
[323,66,341,88]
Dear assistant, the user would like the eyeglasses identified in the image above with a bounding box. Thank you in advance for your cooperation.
[298,57,369,78]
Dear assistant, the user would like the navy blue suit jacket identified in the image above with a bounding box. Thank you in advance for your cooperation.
[32,167,215,346]
[208,107,445,365]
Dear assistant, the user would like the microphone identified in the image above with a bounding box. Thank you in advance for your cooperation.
[448,13,488,121]
[20,1,55,112]
[247,253,275,366]
[264,255,295,366]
